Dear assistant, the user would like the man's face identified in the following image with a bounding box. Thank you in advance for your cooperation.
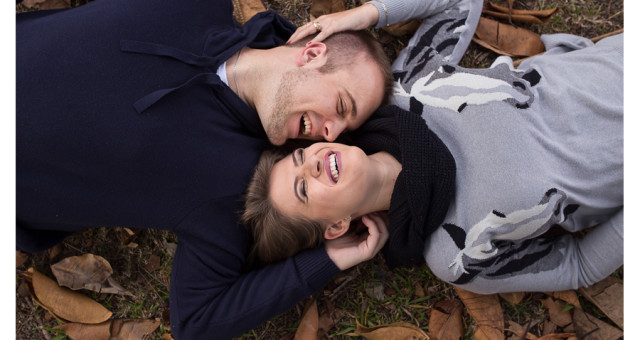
[264,56,385,145]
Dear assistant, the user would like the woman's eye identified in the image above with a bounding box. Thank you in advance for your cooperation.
[301,179,308,199]
[298,149,304,164]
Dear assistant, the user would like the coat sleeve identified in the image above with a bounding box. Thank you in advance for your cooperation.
[170,199,340,339]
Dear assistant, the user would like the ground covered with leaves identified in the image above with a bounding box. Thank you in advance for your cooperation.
[16,0,624,339]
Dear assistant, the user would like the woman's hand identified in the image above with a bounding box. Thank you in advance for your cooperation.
[287,4,380,45]
[325,212,389,270]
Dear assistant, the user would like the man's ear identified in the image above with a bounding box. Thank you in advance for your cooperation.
[295,42,328,67]
[324,218,350,240]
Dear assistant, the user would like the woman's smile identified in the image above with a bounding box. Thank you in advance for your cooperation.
[325,151,341,183]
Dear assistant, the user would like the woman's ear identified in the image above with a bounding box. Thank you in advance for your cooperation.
[324,218,351,240]
[295,42,328,67]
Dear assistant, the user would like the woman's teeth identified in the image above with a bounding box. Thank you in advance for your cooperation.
[302,114,311,136]
[329,153,339,182]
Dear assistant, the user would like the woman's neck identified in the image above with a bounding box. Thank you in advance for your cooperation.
[364,151,402,213]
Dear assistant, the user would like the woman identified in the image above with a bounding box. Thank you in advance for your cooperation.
[243,0,623,293]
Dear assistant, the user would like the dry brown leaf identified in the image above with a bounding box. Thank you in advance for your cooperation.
[428,299,463,340]
[232,0,266,25]
[51,254,113,290]
[355,321,429,340]
[51,254,134,296]
[572,308,623,340]
[111,319,162,340]
[505,321,537,339]
[545,291,581,310]
[26,268,112,323]
[56,319,161,340]
[499,292,525,305]
[162,334,175,340]
[48,243,64,261]
[16,250,29,268]
[381,19,423,37]
[473,17,545,57]
[486,3,557,18]
[578,276,623,329]
[145,255,162,272]
[542,297,572,328]
[414,283,425,298]
[454,287,504,340]
[310,0,345,18]
[537,333,577,340]
[294,299,319,340]
[21,0,69,9]
[56,320,111,340]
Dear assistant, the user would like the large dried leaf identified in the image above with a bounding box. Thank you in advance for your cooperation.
[51,254,133,296]
[355,321,429,340]
[21,0,69,10]
[454,287,504,340]
[428,299,463,340]
[310,0,345,18]
[25,268,112,323]
[542,297,572,328]
[56,319,161,340]
[578,276,623,329]
[381,19,423,38]
[545,291,581,310]
[232,0,266,25]
[572,308,623,340]
[505,321,537,339]
[483,2,557,24]
[473,17,545,57]
[294,299,319,340]
[499,292,525,305]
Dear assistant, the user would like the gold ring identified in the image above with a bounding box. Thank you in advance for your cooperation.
[313,21,322,32]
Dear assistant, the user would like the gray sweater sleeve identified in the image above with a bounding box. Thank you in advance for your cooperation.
[365,0,463,28]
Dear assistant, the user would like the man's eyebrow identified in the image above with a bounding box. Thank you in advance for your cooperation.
[346,89,357,119]
[293,178,304,204]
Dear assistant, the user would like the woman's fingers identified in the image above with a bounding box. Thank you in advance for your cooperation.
[286,4,379,44]
[361,212,389,257]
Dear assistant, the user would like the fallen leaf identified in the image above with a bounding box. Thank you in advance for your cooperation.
[16,251,29,268]
[56,320,111,340]
[294,299,319,340]
[232,0,266,25]
[484,2,557,23]
[382,19,423,37]
[473,17,545,57]
[51,254,134,296]
[578,276,623,329]
[505,321,537,339]
[48,243,64,261]
[310,0,345,18]
[537,333,577,340]
[454,287,504,340]
[111,319,162,339]
[542,297,572,328]
[572,308,623,340]
[414,283,425,298]
[145,255,162,272]
[25,268,112,323]
[546,291,581,310]
[499,292,525,305]
[56,319,161,340]
[355,321,429,340]
[21,0,69,9]
[428,299,463,340]
[162,334,175,340]
[365,282,385,301]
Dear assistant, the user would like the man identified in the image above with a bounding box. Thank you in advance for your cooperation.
[16,0,392,338]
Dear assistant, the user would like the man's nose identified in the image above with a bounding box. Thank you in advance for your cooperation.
[322,119,347,142]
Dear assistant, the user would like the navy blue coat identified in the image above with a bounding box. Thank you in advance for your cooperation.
[17,1,340,338]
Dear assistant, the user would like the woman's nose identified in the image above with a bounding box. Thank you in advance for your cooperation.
[304,155,322,178]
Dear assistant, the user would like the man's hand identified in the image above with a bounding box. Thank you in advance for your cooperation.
[325,212,389,270]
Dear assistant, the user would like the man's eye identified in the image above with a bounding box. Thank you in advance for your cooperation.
[339,97,345,116]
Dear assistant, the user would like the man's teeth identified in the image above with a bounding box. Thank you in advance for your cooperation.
[303,114,311,135]
[329,153,339,182]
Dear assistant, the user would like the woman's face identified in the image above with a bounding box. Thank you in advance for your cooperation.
[269,143,372,225]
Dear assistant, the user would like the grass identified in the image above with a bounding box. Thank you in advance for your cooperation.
[15,0,623,339]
